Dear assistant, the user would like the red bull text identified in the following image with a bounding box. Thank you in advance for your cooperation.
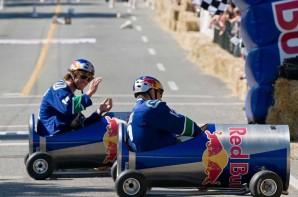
[228,127,249,187]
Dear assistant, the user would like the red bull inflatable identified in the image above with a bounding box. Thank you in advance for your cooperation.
[233,0,298,123]
[25,112,129,180]
[115,121,290,197]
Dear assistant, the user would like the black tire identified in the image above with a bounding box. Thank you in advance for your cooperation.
[111,161,117,181]
[115,170,147,197]
[249,170,283,197]
[24,153,29,165]
[26,152,54,180]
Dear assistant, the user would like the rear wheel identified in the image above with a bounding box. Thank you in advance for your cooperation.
[26,152,54,180]
[111,161,117,181]
[249,170,283,197]
[115,170,147,197]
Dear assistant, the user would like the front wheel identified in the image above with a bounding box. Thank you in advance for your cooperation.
[249,170,283,197]
[26,152,54,180]
[115,170,147,197]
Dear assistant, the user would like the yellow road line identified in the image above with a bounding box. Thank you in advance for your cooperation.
[21,5,61,96]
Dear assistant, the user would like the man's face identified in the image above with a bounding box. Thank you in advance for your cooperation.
[74,71,94,90]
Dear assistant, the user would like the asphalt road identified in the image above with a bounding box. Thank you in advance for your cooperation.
[0,0,296,196]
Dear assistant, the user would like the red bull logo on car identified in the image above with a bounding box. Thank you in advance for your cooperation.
[202,127,249,187]
[202,130,228,185]
[228,127,249,187]
[102,117,118,164]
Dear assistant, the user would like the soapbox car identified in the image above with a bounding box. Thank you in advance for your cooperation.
[25,112,129,180]
[114,121,290,197]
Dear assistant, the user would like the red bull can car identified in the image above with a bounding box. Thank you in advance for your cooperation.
[25,112,129,180]
[115,121,290,197]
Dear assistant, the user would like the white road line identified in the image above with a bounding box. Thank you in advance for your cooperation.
[156,63,166,71]
[136,25,142,32]
[141,35,149,43]
[0,131,28,135]
[0,125,27,128]
[168,81,179,91]
[148,48,156,55]
[290,174,298,190]
[131,16,137,21]
[0,142,27,146]
[0,38,96,45]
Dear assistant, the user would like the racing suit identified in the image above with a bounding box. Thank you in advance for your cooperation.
[127,98,202,152]
[37,80,100,136]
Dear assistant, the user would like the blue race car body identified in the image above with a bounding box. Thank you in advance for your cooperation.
[26,112,129,180]
[115,121,290,197]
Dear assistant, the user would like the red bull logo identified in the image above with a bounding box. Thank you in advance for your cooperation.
[273,0,298,60]
[202,130,228,185]
[228,127,249,187]
[102,117,118,164]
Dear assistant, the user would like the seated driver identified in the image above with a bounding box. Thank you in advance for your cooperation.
[37,59,112,136]
[127,76,203,152]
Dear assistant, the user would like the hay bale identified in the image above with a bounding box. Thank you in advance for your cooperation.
[187,33,246,99]
[176,11,199,32]
[266,78,298,141]
[180,0,195,12]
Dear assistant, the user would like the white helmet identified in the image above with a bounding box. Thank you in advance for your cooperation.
[133,76,164,96]
[69,59,95,75]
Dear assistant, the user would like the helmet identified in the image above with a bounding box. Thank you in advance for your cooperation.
[69,59,95,75]
[133,76,164,95]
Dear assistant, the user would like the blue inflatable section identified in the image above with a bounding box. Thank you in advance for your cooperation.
[234,0,298,123]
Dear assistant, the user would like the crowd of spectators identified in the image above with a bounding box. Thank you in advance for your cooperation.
[208,2,243,57]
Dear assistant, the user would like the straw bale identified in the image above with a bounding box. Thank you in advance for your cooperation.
[176,12,199,32]
[266,107,281,124]
[180,0,195,12]
[266,78,298,141]
[289,80,298,109]
[273,78,290,109]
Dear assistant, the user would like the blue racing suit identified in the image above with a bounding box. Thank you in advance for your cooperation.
[37,80,99,136]
[128,98,202,152]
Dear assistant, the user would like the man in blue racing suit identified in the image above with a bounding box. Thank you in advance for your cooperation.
[127,76,203,152]
[37,59,112,136]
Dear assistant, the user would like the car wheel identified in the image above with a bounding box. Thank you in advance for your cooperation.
[26,152,54,180]
[111,161,117,181]
[249,170,283,197]
[115,170,147,197]
[24,153,29,165]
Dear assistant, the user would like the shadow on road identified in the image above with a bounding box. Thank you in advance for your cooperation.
[0,181,114,196]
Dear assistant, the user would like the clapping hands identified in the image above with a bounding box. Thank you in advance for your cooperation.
[98,98,113,116]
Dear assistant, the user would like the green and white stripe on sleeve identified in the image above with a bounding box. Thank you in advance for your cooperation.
[181,116,194,136]
[72,95,85,114]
